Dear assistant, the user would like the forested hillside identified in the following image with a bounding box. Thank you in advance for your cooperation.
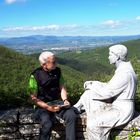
[58,39,140,76]
[0,39,140,110]
[0,45,85,109]
[58,39,140,110]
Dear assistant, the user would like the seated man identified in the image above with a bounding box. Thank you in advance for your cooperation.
[28,51,76,140]
[74,44,137,140]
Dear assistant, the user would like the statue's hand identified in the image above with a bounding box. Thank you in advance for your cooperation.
[84,81,94,90]
[84,81,102,90]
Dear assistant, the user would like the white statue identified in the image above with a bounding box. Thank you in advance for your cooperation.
[74,44,137,140]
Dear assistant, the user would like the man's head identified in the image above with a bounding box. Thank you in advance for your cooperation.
[39,51,56,71]
[108,44,128,64]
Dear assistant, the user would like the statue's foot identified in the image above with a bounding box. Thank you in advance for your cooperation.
[73,101,84,113]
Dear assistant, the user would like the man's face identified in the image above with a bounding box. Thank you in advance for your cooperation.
[108,51,119,64]
[42,55,56,71]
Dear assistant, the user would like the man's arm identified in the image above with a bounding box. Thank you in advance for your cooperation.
[59,73,71,107]
[28,75,61,112]
[60,85,68,100]
[30,94,61,112]
[60,85,71,107]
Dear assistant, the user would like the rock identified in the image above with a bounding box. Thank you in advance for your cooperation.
[0,108,140,140]
[110,112,140,139]
[0,109,18,125]
[19,109,36,124]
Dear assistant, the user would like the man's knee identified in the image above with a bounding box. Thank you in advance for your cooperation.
[63,108,77,122]
[41,120,52,134]
[37,109,53,133]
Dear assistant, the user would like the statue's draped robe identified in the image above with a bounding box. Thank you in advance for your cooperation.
[74,62,137,140]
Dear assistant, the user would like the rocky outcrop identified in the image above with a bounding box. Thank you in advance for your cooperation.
[0,108,140,140]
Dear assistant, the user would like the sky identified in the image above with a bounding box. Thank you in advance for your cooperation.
[0,0,140,37]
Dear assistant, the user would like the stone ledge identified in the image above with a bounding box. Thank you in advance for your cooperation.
[110,112,140,139]
[0,108,140,140]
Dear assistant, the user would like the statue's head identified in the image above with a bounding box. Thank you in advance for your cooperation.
[39,51,56,71]
[108,44,128,64]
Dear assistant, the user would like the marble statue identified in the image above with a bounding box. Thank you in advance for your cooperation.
[74,44,137,140]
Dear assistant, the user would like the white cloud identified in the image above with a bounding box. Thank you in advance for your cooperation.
[136,16,140,20]
[1,21,140,37]
[5,0,26,4]
[5,0,16,4]
[27,25,61,31]
[2,24,78,32]
[102,20,121,28]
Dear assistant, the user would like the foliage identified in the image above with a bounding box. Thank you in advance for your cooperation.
[110,127,140,140]
[128,128,140,140]
[58,39,140,111]
[0,39,140,110]
[0,45,38,109]
[0,45,85,109]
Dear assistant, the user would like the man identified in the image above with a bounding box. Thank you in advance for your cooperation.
[74,44,137,140]
[28,51,76,140]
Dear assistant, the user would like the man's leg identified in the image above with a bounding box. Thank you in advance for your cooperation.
[35,109,53,140]
[56,108,77,140]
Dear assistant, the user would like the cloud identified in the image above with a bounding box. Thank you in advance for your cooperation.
[102,20,121,28]
[5,0,26,4]
[2,24,79,32]
[2,25,58,31]
[5,0,16,4]
[1,21,140,37]
[136,16,140,20]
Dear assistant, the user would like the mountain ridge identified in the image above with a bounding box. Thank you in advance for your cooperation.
[1,35,140,54]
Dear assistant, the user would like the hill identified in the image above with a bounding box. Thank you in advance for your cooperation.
[0,39,140,110]
[1,35,140,54]
[58,39,140,75]
[30,39,140,110]
[0,45,86,109]
[58,39,140,110]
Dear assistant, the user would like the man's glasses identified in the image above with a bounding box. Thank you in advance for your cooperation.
[45,60,56,65]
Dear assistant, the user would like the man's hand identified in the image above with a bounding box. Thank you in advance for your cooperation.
[46,105,61,112]
[31,94,37,100]
[30,94,61,112]
[63,100,71,108]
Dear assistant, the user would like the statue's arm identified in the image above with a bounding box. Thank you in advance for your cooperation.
[90,72,129,100]
[84,81,107,90]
